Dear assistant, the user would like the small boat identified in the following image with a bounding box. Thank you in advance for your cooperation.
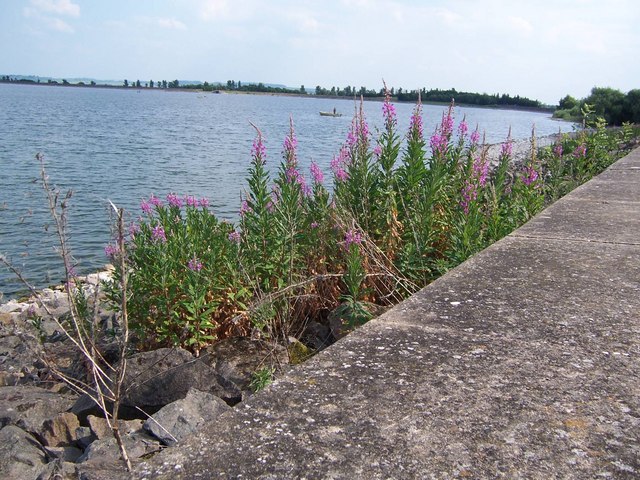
[320,111,342,117]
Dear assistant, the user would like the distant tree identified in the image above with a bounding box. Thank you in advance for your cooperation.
[90,80,96,86]
[136,80,141,88]
[300,85,306,93]
[623,89,640,124]
[149,80,154,88]
[558,94,578,110]
[123,79,129,87]
[586,87,626,125]
[162,80,167,89]
[238,80,242,89]
[62,79,69,85]
[330,86,336,95]
[168,79,179,88]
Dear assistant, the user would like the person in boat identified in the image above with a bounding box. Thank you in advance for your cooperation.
[333,107,336,115]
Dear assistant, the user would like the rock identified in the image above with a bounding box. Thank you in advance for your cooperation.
[0,332,43,386]
[70,393,104,423]
[0,312,16,326]
[122,348,242,410]
[0,425,48,479]
[44,445,83,462]
[0,385,77,434]
[36,458,77,480]
[77,430,160,464]
[0,300,24,314]
[143,388,231,446]
[75,460,130,480]
[301,320,334,350]
[87,415,142,440]
[39,411,80,447]
[287,337,314,365]
[203,337,288,392]
[75,426,95,449]
[36,459,77,480]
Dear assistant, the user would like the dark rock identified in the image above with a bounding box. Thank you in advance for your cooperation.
[203,337,288,392]
[0,385,77,434]
[39,411,80,447]
[70,393,104,423]
[143,388,231,446]
[44,445,83,462]
[0,425,48,479]
[75,426,95,449]
[301,320,334,350]
[122,347,242,410]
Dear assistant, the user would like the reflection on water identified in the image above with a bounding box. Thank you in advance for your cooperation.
[0,83,574,298]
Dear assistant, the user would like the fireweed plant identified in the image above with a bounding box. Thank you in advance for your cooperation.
[104,94,636,354]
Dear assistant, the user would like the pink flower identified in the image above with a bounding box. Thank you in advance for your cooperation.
[430,132,447,156]
[166,193,183,208]
[187,256,203,272]
[149,194,162,207]
[104,244,118,257]
[373,144,382,158]
[185,195,198,207]
[521,165,539,186]
[573,144,587,158]
[441,111,454,138]
[409,103,424,140]
[310,221,319,229]
[140,199,152,215]
[331,156,349,182]
[553,143,563,157]
[129,223,140,237]
[457,120,468,138]
[228,231,242,244]
[501,141,513,158]
[470,129,480,146]
[343,229,363,250]
[459,155,488,214]
[239,199,252,216]
[382,94,397,130]
[252,134,266,163]
[152,225,167,243]
[198,197,210,208]
[310,161,324,184]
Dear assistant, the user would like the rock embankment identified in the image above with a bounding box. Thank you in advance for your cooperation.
[0,272,289,479]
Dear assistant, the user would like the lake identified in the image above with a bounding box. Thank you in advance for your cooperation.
[0,83,574,299]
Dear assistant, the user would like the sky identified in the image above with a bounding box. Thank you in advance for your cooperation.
[1,0,639,105]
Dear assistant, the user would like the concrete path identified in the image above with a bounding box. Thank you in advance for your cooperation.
[135,148,640,479]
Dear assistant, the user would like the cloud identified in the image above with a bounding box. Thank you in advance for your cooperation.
[156,18,187,30]
[199,0,230,20]
[29,0,80,17]
[22,0,79,34]
[285,11,321,34]
[433,7,461,26]
[507,16,534,36]
[47,16,74,33]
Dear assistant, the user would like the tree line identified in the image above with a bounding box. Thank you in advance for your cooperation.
[555,87,640,126]
[1,75,556,111]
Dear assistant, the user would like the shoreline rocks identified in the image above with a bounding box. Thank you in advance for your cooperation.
[0,274,291,479]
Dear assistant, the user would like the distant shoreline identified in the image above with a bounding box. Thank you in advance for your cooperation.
[0,80,557,115]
